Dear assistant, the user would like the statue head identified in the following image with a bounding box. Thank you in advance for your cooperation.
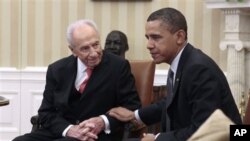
[104,30,129,58]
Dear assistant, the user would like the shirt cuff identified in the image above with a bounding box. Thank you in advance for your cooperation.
[100,115,111,134]
[155,133,160,139]
[62,124,73,137]
[134,109,143,124]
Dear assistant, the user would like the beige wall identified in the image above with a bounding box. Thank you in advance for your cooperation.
[0,0,227,70]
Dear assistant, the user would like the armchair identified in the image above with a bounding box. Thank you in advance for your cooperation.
[125,60,155,138]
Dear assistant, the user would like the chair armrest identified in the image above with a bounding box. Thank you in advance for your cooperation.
[30,115,39,125]
[30,114,41,132]
[123,120,147,139]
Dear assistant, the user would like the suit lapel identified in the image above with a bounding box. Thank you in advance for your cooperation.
[80,52,109,100]
[172,44,193,100]
[165,44,194,131]
[61,56,78,104]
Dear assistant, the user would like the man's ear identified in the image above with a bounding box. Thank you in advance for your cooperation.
[176,30,186,45]
[68,46,77,56]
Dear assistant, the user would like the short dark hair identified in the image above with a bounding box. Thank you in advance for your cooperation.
[147,7,188,39]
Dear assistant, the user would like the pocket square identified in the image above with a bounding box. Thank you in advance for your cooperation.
[187,109,235,141]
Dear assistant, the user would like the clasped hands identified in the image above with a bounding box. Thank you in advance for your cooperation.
[108,107,156,141]
[66,107,156,141]
[66,116,104,141]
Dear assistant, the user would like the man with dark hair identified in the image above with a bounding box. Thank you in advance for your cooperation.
[109,7,242,141]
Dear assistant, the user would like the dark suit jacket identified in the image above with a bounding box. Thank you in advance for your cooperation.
[138,44,242,141]
[38,51,141,140]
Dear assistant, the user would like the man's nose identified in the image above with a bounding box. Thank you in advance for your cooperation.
[146,40,154,49]
[88,47,98,56]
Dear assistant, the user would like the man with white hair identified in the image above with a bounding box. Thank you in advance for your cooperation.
[13,19,141,141]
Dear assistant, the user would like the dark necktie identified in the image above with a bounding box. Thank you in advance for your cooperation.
[79,68,92,93]
[166,69,174,131]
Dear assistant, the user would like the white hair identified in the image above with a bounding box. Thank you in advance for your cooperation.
[66,19,99,48]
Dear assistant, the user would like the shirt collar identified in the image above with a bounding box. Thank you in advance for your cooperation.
[77,58,87,73]
[170,42,188,74]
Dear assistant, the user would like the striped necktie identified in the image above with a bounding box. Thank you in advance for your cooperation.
[166,69,174,131]
[79,68,92,93]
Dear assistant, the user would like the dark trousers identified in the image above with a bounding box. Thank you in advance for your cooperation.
[125,138,140,141]
[12,129,79,141]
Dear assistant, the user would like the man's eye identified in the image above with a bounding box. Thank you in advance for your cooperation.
[80,47,89,52]
[151,35,161,40]
[93,43,100,48]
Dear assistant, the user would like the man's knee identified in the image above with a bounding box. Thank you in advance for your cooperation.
[126,138,140,141]
[53,137,78,141]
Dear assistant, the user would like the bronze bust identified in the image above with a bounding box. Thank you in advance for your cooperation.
[104,30,129,58]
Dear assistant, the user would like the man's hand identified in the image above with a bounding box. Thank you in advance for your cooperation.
[66,124,97,141]
[108,107,135,122]
[141,133,155,141]
[80,116,105,135]
[66,116,105,141]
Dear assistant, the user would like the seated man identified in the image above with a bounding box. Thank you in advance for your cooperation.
[104,30,129,58]
[109,7,242,141]
[13,19,141,141]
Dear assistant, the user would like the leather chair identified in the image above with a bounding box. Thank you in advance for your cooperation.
[125,60,155,138]
[30,60,156,139]
[129,60,155,108]
[30,115,40,132]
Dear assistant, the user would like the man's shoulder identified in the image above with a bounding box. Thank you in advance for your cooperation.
[182,44,216,66]
[102,51,128,65]
[50,55,75,66]
[48,55,76,70]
